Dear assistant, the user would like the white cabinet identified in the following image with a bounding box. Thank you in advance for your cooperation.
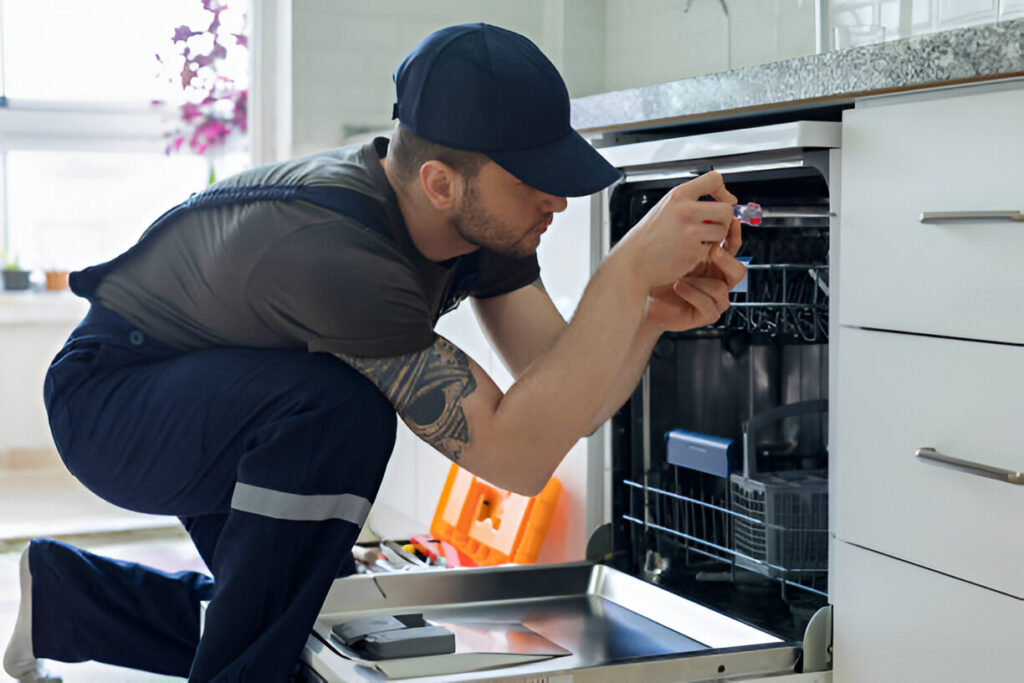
[834,79,1024,681]
[834,326,1024,597]
[831,540,1021,683]
[839,82,1024,343]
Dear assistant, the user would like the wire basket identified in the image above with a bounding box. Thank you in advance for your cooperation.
[730,469,828,580]
[719,263,829,342]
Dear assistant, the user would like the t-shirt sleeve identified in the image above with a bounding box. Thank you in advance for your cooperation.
[466,250,541,299]
[247,221,435,358]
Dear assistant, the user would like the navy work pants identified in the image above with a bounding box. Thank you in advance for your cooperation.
[34,303,397,681]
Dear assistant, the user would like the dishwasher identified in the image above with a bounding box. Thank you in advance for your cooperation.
[299,120,841,683]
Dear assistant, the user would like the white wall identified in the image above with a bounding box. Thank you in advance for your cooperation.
[0,295,89,467]
[604,0,817,92]
[290,0,585,156]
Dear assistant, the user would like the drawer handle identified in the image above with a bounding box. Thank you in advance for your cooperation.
[919,210,1024,223]
[915,447,1024,485]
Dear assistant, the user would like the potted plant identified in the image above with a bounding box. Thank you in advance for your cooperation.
[44,269,69,291]
[2,252,31,291]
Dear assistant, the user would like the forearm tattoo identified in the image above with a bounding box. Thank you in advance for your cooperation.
[338,338,477,461]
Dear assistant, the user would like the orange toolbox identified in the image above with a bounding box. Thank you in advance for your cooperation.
[428,464,561,566]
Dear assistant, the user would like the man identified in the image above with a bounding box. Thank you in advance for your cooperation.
[4,23,744,683]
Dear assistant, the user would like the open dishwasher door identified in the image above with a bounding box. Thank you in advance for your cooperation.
[299,561,826,682]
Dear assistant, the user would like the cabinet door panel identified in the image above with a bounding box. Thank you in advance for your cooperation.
[839,83,1024,343]
[834,326,1024,597]
[832,540,1022,683]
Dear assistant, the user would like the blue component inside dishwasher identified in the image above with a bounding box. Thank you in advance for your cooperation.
[665,429,736,478]
[732,256,752,294]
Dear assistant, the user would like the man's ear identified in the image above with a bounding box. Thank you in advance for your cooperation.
[419,161,461,211]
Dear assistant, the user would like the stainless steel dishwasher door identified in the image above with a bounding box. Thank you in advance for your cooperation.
[300,562,806,682]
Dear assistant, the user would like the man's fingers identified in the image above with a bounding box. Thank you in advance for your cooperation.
[723,216,743,256]
[674,277,730,318]
[669,196,734,224]
[674,171,738,205]
[707,186,739,206]
[678,202,733,244]
[710,246,748,288]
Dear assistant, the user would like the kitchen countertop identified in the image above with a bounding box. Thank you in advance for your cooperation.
[571,18,1024,133]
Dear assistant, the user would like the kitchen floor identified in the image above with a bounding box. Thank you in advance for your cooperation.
[0,467,204,682]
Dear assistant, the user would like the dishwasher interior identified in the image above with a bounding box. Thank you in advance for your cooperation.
[607,162,832,644]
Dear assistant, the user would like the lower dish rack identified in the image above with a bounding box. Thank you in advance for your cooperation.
[622,399,829,605]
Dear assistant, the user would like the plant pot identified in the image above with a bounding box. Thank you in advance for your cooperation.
[2,269,31,291]
[44,270,69,291]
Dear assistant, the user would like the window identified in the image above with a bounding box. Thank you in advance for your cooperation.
[0,0,249,273]
[6,150,209,270]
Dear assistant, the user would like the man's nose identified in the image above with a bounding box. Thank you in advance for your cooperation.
[539,192,568,213]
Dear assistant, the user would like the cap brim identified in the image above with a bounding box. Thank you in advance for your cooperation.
[488,130,622,197]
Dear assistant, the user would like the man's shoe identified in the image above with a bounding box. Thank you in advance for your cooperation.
[3,544,62,683]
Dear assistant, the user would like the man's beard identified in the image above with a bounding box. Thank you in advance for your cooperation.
[450,181,546,258]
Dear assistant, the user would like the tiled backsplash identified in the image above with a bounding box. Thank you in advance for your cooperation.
[830,0,1024,48]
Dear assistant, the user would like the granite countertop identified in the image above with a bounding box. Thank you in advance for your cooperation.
[571,18,1024,133]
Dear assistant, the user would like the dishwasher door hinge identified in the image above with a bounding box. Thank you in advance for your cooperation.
[798,604,833,673]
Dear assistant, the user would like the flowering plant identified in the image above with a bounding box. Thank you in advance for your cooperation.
[155,0,248,156]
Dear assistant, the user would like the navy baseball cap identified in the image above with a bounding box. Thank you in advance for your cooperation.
[392,23,622,198]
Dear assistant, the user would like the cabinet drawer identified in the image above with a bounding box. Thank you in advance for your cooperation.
[834,326,1024,597]
[832,540,1022,683]
[839,82,1024,343]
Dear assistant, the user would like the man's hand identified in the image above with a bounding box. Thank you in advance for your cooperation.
[645,246,747,332]
[642,179,747,333]
[614,171,738,291]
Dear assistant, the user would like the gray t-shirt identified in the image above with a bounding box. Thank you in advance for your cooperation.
[90,138,539,357]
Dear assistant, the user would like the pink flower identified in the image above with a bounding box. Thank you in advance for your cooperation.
[165,136,186,155]
[180,62,198,89]
[157,2,248,158]
[173,25,200,43]
[232,90,248,132]
[190,120,231,154]
[181,102,203,122]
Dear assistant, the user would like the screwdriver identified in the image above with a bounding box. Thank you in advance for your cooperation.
[733,202,762,226]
